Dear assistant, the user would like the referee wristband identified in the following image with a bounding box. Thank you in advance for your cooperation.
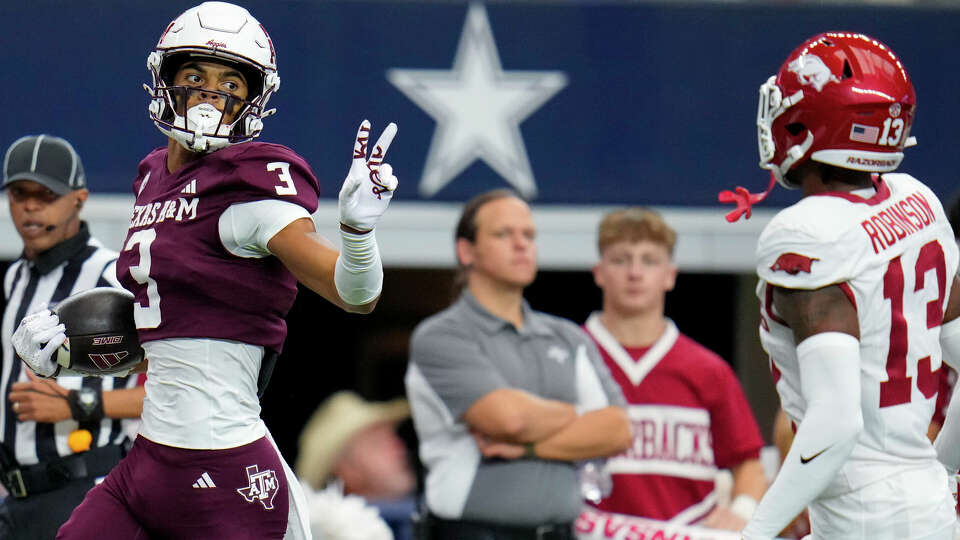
[66,389,105,423]
[730,494,759,521]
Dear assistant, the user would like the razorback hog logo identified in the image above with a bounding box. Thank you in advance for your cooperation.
[770,253,819,275]
[88,351,129,370]
[788,54,840,92]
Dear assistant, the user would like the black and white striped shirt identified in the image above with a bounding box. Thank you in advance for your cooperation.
[1,223,140,466]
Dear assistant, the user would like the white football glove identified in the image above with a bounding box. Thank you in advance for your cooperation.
[11,308,66,378]
[338,120,398,232]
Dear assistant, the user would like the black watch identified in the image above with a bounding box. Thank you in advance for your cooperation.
[77,388,98,415]
[68,388,104,423]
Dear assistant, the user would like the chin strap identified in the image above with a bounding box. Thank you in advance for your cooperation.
[718,171,778,222]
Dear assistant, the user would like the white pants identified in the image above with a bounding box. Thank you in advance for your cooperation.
[808,462,956,540]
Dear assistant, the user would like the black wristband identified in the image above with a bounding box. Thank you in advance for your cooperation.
[66,388,105,423]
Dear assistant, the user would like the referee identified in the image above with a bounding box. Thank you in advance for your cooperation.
[0,135,145,539]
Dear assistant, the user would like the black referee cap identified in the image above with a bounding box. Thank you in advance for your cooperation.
[3,135,86,195]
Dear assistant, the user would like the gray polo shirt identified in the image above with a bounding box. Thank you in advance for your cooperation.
[405,291,625,526]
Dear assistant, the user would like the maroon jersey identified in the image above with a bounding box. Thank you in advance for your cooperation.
[583,314,764,524]
[116,143,320,352]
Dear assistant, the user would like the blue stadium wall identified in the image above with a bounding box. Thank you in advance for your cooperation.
[1,1,958,270]
[3,0,956,456]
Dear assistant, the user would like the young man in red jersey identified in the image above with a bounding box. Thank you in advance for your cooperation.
[583,207,766,531]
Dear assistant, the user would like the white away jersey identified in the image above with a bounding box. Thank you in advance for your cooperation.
[756,173,959,494]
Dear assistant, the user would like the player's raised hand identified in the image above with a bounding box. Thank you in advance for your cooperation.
[338,120,399,232]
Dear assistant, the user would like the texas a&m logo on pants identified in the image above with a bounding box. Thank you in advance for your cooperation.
[236,464,279,510]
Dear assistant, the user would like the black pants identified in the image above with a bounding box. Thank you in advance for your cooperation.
[0,476,97,540]
[422,513,575,540]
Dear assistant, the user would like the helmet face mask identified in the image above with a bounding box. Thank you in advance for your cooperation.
[756,32,917,188]
[757,76,812,187]
[157,77,256,148]
[147,2,280,153]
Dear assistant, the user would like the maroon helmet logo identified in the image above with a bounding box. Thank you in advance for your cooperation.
[770,253,819,275]
[88,351,130,370]
[205,40,227,49]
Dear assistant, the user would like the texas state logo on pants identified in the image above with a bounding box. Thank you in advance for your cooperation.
[237,464,281,510]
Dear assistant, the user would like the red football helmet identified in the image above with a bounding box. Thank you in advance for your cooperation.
[758,32,917,188]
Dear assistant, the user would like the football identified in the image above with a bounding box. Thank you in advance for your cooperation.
[53,287,144,376]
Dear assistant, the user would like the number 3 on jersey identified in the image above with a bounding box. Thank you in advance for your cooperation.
[880,239,945,407]
[125,229,162,329]
[268,162,297,196]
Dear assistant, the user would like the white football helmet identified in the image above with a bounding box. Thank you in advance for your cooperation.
[146,1,281,153]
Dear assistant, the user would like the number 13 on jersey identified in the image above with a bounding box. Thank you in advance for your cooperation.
[880,239,946,408]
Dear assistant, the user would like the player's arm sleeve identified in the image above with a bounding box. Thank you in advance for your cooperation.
[333,228,383,306]
[742,332,863,540]
[219,200,313,258]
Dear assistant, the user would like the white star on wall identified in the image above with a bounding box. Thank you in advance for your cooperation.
[387,3,568,198]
